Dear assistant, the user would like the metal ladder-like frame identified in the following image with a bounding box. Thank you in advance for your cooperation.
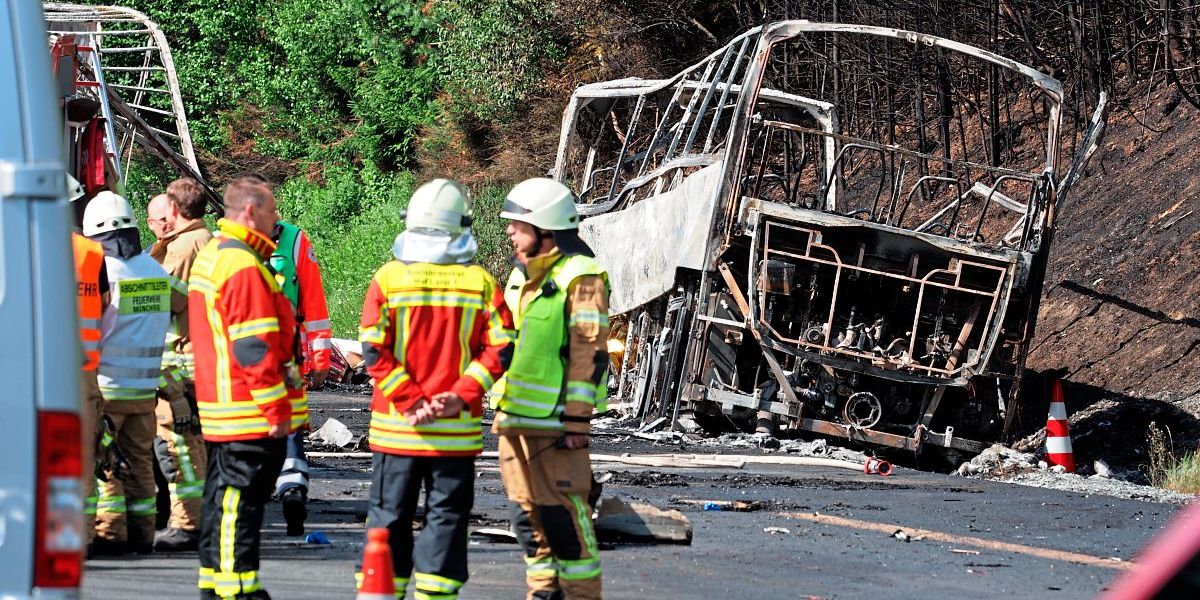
[44,3,220,211]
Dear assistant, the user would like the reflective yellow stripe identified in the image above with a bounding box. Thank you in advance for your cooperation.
[359,322,387,345]
[371,411,481,433]
[198,567,216,590]
[220,487,239,573]
[201,418,271,436]
[213,570,261,596]
[250,382,287,405]
[189,277,217,295]
[204,292,232,405]
[170,481,206,501]
[369,410,483,453]
[378,366,411,397]
[227,317,279,340]
[494,408,566,431]
[569,307,608,328]
[386,292,485,309]
[129,497,157,516]
[174,432,198,483]
[463,361,494,391]
[564,382,597,405]
[414,572,462,593]
[560,493,601,581]
[99,387,157,401]
[525,555,558,578]
[458,306,475,374]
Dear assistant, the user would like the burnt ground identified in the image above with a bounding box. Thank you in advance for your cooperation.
[82,390,1181,600]
[1009,87,1200,474]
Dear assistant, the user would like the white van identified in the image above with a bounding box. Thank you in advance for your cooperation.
[0,0,85,598]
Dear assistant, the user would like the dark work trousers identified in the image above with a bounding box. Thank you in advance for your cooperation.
[274,432,309,497]
[367,453,475,599]
[198,438,286,599]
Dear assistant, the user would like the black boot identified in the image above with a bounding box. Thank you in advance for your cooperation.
[280,487,307,537]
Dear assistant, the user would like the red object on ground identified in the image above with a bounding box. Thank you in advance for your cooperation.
[356,528,396,600]
[1099,502,1200,599]
[1044,380,1075,473]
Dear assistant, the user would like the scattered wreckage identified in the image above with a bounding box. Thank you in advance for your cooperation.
[558,22,1106,456]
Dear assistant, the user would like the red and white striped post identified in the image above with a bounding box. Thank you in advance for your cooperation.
[1045,379,1075,472]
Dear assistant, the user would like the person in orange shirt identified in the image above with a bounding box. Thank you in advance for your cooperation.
[68,174,109,550]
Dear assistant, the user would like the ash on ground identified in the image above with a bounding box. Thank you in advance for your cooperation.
[955,444,1194,504]
[591,418,872,465]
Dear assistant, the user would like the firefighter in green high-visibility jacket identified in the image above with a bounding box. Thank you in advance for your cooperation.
[493,178,610,600]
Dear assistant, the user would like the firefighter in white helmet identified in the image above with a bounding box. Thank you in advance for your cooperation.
[493,178,610,600]
[84,191,175,556]
[358,179,514,599]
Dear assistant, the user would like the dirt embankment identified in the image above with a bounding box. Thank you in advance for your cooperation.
[1023,87,1200,467]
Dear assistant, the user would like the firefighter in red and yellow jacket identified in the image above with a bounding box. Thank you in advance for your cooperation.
[359,179,514,600]
[189,177,307,600]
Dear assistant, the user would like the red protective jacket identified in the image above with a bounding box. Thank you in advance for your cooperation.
[359,261,514,456]
[189,219,308,442]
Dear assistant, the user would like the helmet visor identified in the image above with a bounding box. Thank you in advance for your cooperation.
[500,198,533,217]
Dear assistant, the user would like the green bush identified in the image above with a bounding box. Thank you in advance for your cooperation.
[437,0,563,121]
[276,167,415,337]
[81,0,552,335]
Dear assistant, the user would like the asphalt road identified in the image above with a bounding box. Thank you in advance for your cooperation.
[82,391,1180,600]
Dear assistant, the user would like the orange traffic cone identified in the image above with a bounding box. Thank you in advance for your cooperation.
[357,528,396,600]
[1045,380,1075,473]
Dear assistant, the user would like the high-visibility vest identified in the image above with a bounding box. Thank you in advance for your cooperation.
[269,221,301,307]
[97,253,172,401]
[492,254,608,427]
[269,221,334,372]
[73,234,105,371]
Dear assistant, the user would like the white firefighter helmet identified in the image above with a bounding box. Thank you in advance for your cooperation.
[405,178,472,234]
[82,191,136,236]
[500,178,580,231]
[66,173,85,202]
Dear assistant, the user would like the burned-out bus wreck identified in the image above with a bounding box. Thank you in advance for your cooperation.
[555,22,1105,455]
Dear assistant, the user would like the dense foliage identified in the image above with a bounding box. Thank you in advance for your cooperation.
[92,0,562,334]
[95,0,1200,334]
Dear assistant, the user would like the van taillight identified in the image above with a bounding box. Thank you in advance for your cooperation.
[34,410,83,588]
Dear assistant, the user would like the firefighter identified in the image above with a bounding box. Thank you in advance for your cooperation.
[69,175,109,549]
[493,178,610,600]
[227,173,329,536]
[358,179,513,599]
[145,178,214,552]
[85,191,173,556]
[190,177,307,600]
[268,216,332,536]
